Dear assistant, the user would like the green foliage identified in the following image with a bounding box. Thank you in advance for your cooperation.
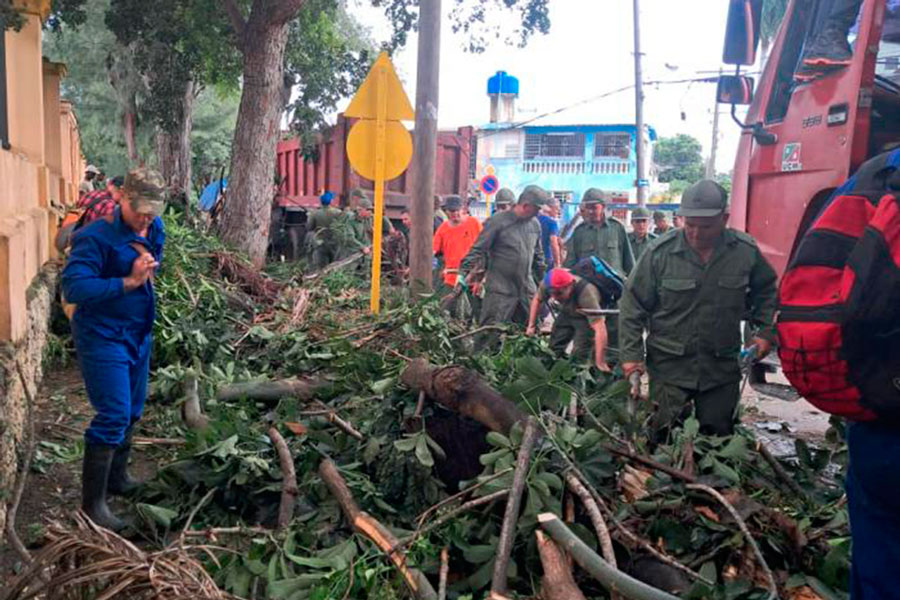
[655,133,705,186]
[191,87,240,184]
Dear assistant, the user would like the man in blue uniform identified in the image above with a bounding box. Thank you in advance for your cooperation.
[62,168,166,530]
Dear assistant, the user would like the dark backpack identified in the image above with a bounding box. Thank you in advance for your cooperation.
[777,160,900,421]
[572,256,625,307]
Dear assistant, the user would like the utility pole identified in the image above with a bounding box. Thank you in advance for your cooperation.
[632,0,647,206]
[410,0,441,297]
[706,68,723,180]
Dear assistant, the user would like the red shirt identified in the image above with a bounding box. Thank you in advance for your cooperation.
[77,189,116,224]
[433,216,482,286]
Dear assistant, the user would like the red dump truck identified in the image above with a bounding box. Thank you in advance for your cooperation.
[719,0,900,276]
[271,114,474,258]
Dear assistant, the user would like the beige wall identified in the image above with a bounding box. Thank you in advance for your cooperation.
[0,2,81,342]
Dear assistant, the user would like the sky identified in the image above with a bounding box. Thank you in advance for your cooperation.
[344,0,752,175]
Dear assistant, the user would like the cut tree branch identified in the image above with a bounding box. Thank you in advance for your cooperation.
[217,378,320,403]
[538,513,680,600]
[6,360,36,564]
[491,417,539,596]
[269,427,298,530]
[319,459,438,600]
[182,372,209,431]
[565,472,616,569]
[536,530,587,600]
[685,484,777,600]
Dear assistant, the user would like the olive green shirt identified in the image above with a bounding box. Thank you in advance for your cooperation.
[538,276,604,323]
[628,231,658,261]
[307,206,343,247]
[619,228,777,391]
[461,210,545,298]
[564,217,635,275]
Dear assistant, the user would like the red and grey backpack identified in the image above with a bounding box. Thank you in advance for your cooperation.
[777,155,900,421]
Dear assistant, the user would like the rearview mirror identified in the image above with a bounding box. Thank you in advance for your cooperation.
[723,0,762,65]
[717,75,755,105]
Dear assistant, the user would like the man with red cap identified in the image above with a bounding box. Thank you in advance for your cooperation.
[526,268,611,371]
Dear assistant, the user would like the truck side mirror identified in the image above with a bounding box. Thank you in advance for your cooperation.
[717,75,755,105]
[722,0,762,65]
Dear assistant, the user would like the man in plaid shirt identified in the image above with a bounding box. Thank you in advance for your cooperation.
[77,176,124,224]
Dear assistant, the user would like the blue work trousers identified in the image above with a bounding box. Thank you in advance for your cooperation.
[846,421,900,599]
[74,328,151,447]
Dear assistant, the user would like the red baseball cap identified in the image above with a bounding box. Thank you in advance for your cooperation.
[544,268,575,289]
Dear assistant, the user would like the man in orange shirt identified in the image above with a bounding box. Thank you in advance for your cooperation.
[433,195,482,302]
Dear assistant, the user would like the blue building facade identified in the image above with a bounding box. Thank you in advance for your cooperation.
[474,71,660,223]
[475,123,658,222]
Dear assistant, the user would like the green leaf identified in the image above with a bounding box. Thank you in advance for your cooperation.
[462,543,496,564]
[415,434,434,467]
[717,435,748,460]
[516,355,549,380]
[393,436,417,452]
[699,560,718,584]
[136,503,178,528]
[363,435,384,465]
[534,471,563,491]
[208,435,240,459]
[683,417,700,438]
[479,448,509,466]
[370,377,394,395]
[486,431,511,449]
[249,325,275,340]
[711,458,741,484]
[425,435,447,461]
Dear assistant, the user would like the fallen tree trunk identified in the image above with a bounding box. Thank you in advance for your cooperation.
[269,427,298,531]
[538,513,679,600]
[400,358,526,434]
[319,459,438,600]
[216,378,320,403]
[536,530,587,600]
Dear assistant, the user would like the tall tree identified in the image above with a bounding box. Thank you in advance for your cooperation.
[654,134,704,187]
[219,0,551,267]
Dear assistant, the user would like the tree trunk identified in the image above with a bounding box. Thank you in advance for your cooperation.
[217,21,289,268]
[123,107,138,163]
[156,80,195,208]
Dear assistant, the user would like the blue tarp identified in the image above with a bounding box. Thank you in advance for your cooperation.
[199,178,227,212]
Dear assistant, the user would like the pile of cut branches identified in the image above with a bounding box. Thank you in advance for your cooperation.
[9,214,850,600]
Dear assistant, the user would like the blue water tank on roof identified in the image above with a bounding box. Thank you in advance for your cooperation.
[487,71,519,96]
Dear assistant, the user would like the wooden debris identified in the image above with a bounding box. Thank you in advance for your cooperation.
[216,378,320,403]
[182,372,209,431]
[401,358,526,434]
[537,513,680,600]
[6,360,36,565]
[269,427,299,531]
[491,417,539,596]
[536,530,587,600]
[565,472,616,569]
[318,459,438,600]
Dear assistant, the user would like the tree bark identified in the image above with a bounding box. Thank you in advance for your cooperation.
[536,530,587,600]
[123,107,138,163]
[156,80,195,208]
[217,14,291,268]
[400,358,526,434]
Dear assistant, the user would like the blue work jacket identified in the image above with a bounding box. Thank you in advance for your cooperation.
[62,208,165,361]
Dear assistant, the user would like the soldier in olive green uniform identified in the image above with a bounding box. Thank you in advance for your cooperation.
[628,206,658,261]
[461,186,547,345]
[492,188,516,214]
[526,269,611,371]
[564,188,634,274]
[565,188,634,361]
[306,192,343,268]
[619,180,777,440]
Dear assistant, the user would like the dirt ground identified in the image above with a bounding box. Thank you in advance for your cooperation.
[0,363,163,579]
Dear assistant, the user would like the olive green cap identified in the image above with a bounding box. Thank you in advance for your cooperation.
[518,185,550,206]
[495,188,516,205]
[581,188,610,205]
[442,195,464,211]
[677,179,729,217]
[652,210,669,220]
[631,206,652,220]
[356,197,373,210]
[350,188,368,200]
[123,168,166,215]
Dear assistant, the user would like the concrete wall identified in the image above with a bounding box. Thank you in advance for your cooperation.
[0,1,81,541]
[0,263,58,538]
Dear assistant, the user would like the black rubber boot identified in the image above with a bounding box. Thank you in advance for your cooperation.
[82,444,125,531]
[108,427,140,496]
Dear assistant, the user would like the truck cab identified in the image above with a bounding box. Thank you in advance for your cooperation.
[722,0,900,276]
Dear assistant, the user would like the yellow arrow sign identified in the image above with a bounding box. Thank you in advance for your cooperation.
[345,51,415,315]
[344,52,415,121]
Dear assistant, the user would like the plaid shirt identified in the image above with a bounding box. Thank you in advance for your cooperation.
[77,189,116,224]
